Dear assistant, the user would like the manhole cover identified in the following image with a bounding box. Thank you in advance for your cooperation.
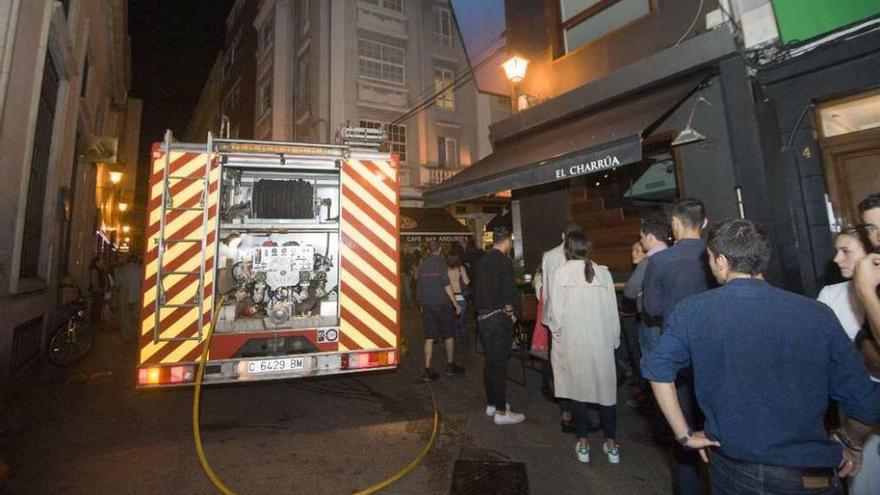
[450,460,529,495]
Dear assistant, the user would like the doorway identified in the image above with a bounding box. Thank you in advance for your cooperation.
[818,90,880,224]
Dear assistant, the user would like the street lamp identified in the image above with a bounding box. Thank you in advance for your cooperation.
[122,225,130,234]
[109,171,123,184]
[118,202,129,212]
[502,54,529,113]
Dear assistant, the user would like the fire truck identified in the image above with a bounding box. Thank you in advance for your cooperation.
[137,127,400,387]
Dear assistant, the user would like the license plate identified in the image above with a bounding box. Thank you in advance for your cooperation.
[244,357,306,374]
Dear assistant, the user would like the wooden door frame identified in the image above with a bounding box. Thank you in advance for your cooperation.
[819,126,880,224]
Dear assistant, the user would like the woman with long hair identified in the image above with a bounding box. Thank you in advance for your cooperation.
[548,231,621,464]
[818,224,874,341]
[447,252,471,344]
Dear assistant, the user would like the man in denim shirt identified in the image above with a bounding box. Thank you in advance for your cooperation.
[644,219,880,495]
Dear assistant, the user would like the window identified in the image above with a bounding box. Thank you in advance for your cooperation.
[258,78,272,118]
[360,120,407,163]
[224,33,242,78]
[360,0,404,13]
[437,136,458,168]
[297,55,310,113]
[358,38,405,85]
[558,0,652,56]
[20,55,60,280]
[435,7,453,46]
[80,55,89,98]
[225,80,241,114]
[300,0,310,32]
[258,17,274,57]
[434,68,455,110]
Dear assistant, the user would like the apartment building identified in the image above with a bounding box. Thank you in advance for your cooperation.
[0,0,141,402]
[208,0,505,208]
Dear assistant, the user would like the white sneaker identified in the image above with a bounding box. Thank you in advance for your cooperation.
[493,410,525,425]
[603,443,620,464]
[575,442,590,463]
[485,403,509,417]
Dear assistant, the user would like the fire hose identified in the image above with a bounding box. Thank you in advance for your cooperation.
[192,304,439,495]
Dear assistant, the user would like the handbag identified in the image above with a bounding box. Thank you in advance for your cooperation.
[530,293,549,360]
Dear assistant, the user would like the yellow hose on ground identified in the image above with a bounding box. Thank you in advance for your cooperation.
[192,303,440,495]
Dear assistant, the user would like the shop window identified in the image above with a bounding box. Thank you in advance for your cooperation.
[621,148,678,206]
[437,136,458,168]
[358,38,405,85]
[434,68,455,111]
[557,0,653,56]
[435,7,453,46]
[20,55,60,281]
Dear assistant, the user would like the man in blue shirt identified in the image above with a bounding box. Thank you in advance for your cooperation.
[642,198,712,495]
[643,219,880,494]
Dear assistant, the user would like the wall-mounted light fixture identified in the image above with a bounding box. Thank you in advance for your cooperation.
[672,97,712,147]
[118,202,129,212]
[109,171,123,184]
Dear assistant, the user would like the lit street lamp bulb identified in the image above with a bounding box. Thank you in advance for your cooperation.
[109,171,123,184]
[118,202,129,212]
[122,225,131,234]
[502,55,529,84]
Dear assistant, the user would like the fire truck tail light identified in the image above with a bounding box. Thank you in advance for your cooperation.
[170,365,195,384]
[138,365,194,386]
[344,351,397,370]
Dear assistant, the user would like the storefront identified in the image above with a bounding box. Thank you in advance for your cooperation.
[399,207,472,254]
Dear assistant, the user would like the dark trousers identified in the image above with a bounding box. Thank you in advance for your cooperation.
[481,313,514,409]
[709,451,841,495]
[673,373,704,495]
[617,315,641,380]
[570,400,616,439]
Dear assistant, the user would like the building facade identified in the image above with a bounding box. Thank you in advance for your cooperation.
[210,0,504,209]
[429,0,880,292]
[0,0,141,403]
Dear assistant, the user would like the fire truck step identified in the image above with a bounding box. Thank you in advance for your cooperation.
[162,270,202,276]
[166,207,205,211]
[167,175,208,180]
[160,303,200,308]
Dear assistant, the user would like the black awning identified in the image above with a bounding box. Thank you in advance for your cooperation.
[424,77,703,207]
[399,207,471,242]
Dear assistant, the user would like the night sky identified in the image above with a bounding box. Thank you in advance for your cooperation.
[129,0,234,157]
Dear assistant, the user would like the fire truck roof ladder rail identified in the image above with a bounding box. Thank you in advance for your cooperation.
[153,129,212,343]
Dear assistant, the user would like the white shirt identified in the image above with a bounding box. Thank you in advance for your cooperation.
[541,242,565,328]
[817,281,866,342]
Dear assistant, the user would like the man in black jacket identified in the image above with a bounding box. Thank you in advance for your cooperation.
[476,227,525,425]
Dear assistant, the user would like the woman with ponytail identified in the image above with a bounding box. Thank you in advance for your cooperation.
[548,231,622,464]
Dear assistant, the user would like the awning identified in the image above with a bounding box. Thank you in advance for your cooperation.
[424,77,704,207]
[399,207,472,242]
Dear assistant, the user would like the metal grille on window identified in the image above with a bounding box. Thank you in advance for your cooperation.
[20,55,60,280]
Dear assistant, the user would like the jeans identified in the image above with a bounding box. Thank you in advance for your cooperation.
[617,315,641,378]
[672,374,704,495]
[481,312,514,409]
[638,322,662,357]
[570,400,616,439]
[709,451,842,495]
[454,298,469,344]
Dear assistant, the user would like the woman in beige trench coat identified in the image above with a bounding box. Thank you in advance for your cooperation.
[549,231,621,464]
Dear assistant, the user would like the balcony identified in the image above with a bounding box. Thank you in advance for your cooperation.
[420,166,461,187]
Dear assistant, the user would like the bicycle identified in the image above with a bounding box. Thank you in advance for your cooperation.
[47,284,93,366]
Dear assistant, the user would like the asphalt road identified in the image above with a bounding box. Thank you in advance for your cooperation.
[0,308,673,494]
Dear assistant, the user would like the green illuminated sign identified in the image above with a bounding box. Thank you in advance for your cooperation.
[772,0,880,44]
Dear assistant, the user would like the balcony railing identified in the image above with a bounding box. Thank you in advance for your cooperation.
[420,166,460,186]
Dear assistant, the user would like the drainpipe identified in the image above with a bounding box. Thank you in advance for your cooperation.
[0,0,23,129]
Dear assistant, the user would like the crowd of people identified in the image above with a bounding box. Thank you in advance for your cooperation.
[409,193,880,494]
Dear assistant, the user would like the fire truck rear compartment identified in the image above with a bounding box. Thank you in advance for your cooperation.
[215,163,340,335]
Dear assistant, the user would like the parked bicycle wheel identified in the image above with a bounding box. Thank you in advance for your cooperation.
[47,319,92,366]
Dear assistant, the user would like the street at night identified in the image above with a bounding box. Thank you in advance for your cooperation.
[1,309,672,494]
[1,1,880,494]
